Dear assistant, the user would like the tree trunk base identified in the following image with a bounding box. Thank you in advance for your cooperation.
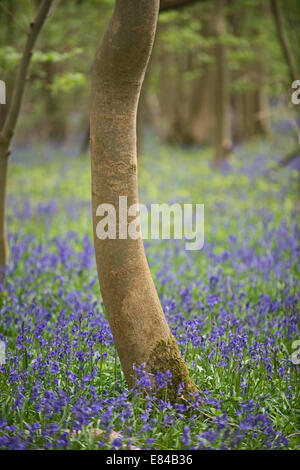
[146,333,198,403]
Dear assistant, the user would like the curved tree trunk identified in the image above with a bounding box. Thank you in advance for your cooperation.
[90,0,197,400]
[0,0,54,271]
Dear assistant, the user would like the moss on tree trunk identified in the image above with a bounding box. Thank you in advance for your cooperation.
[147,334,198,402]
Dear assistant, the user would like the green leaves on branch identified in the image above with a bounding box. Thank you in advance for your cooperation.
[0,47,21,73]
[32,47,83,64]
[48,72,86,96]
[0,46,83,73]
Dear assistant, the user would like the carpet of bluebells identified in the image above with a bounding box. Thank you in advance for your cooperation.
[0,137,299,450]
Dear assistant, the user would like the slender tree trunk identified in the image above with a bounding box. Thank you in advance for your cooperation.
[0,0,15,132]
[190,69,216,144]
[0,148,8,270]
[158,44,194,145]
[0,0,54,271]
[189,8,216,145]
[158,44,176,142]
[213,0,231,164]
[228,1,245,143]
[270,0,297,84]
[271,0,299,165]
[91,0,197,400]
[44,60,66,143]
[240,71,269,141]
[249,71,270,138]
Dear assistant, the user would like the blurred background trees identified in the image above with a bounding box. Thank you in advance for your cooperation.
[0,0,299,163]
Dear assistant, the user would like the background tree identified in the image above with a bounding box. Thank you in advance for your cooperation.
[270,0,297,84]
[213,0,231,164]
[1,0,297,161]
[270,0,300,167]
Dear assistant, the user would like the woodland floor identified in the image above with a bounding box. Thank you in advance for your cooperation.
[0,135,299,449]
